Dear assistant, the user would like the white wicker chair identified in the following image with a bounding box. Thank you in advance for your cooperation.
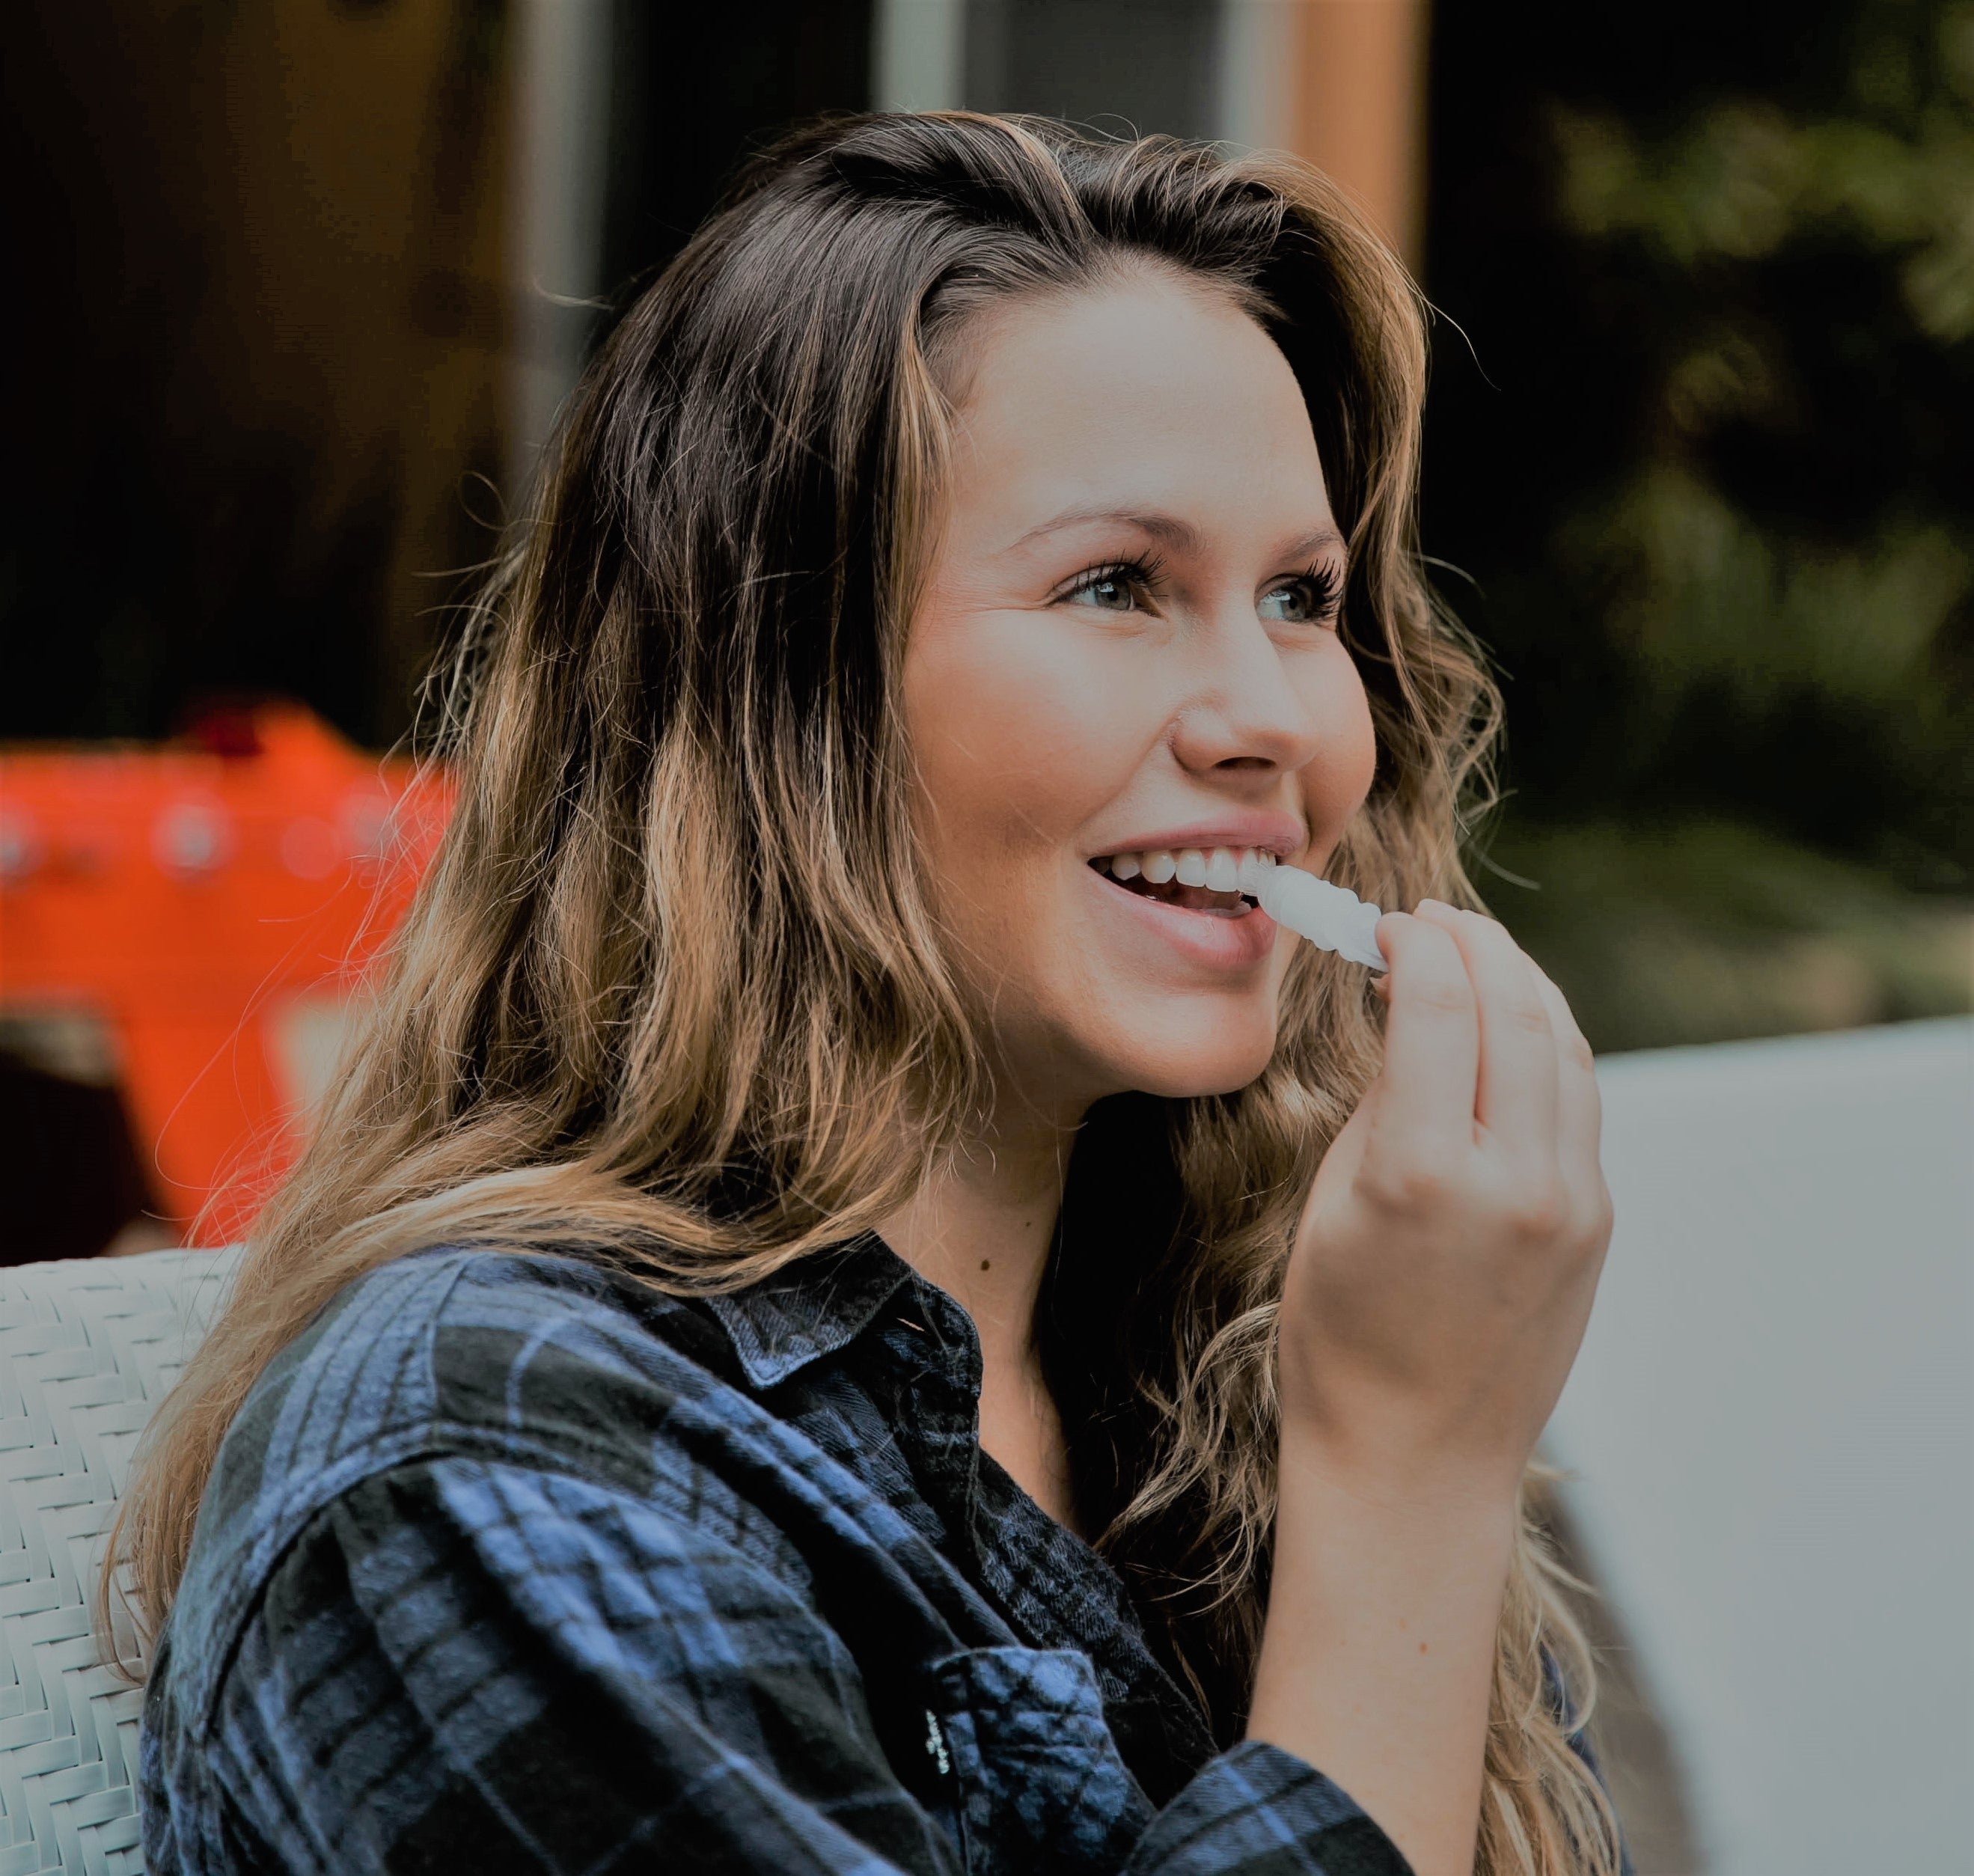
[1,1246,245,1876]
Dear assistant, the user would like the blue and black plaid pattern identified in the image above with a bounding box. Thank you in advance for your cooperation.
[136,1236,1525,1872]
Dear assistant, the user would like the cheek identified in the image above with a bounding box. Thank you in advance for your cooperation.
[1298,653,1380,841]
[904,615,1147,867]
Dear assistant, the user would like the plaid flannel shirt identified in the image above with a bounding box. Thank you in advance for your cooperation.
[138,1236,1613,1874]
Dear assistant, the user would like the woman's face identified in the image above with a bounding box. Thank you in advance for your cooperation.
[902,268,1378,1118]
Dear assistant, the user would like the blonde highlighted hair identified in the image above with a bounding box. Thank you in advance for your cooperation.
[109,111,1619,1875]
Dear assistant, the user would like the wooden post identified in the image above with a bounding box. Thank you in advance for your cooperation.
[1286,0,1430,266]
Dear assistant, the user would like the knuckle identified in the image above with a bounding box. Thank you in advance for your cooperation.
[1502,997,1553,1039]
[1503,1179,1569,1238]
[1408,976,1474,1018]
[1559,1188,1615,1257]
[1362,1158,1454,1214]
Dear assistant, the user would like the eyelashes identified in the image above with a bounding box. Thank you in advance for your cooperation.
[1280,559,1345,620]
[1057,552,1172,611]
[1058,552,1345,623]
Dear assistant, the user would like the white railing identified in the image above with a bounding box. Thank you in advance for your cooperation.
[1547,1015,1974,1875]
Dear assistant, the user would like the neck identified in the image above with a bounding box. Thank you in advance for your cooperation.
[878,1087,1093,1533]
[877,1110,1078,1378]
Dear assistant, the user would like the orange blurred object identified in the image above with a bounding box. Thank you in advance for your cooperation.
[0,702,452,1241]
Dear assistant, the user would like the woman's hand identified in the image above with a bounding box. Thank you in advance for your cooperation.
[1277,899,1613,1507]
[1244,902,1613,1875]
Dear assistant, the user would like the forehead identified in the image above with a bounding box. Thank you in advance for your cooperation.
[937,270,1333,549]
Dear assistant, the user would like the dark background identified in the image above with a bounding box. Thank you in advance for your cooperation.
[4,0,1968,1057]
[1420,0,1973,1045]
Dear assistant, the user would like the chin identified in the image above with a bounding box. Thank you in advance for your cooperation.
[1098,1009,1280,1102]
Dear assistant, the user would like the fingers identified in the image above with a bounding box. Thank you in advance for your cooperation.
[1524,958,1608,1233]
[1410,902,1558,1191]
[1365,908,1479,1177]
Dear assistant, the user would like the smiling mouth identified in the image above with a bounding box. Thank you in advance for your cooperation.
[1088,847,1268,920]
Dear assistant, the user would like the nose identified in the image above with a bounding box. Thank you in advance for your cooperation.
[1166,605,1324,778]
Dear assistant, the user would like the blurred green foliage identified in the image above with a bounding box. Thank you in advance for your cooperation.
[1427,0,1973,1051]
[1478,817,1971,1054]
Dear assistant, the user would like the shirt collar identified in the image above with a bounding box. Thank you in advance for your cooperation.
[703,1229,921,1387]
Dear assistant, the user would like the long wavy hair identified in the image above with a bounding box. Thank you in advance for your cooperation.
[109,111,1619,1875]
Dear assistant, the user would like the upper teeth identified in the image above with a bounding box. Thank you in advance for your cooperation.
[1101,846,1277,890]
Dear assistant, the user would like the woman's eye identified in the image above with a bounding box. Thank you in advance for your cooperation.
[1259,572,1342,624]
[1063,569,1143,612]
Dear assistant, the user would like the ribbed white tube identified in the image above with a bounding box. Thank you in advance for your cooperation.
[1235,855,1389,972]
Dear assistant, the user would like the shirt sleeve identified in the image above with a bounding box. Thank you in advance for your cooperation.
[207,1456,1414,1875]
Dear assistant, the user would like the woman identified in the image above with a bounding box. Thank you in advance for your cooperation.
[118,112,1622,1876]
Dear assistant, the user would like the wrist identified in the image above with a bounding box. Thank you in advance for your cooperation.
[1275,1417,1526,1536]
[1253,1425,1521,1876]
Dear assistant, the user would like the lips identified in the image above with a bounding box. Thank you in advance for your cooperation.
[1084,853,1278,970]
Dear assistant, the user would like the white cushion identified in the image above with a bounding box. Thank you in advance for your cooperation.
[1,1246,245,1876]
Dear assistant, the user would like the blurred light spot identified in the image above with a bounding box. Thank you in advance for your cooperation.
[0,808,42,882]
[153,799,233,876]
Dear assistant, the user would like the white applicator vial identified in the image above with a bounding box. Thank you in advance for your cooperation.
[1235,852,1389,973]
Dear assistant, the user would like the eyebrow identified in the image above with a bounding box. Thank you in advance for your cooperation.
[1008,505,1345,564]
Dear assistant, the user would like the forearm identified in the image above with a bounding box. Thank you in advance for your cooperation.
[1244,1432,1519,1876]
